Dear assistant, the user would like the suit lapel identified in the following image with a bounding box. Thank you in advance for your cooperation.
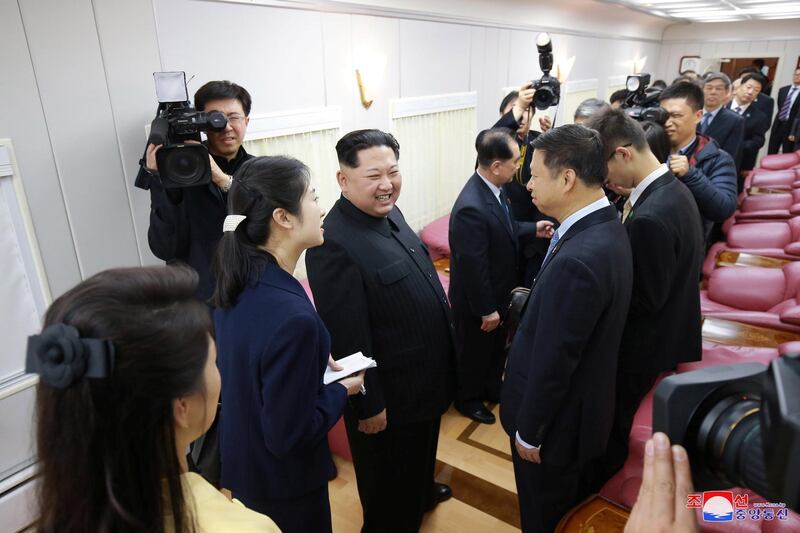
[474,174,516,242]
[624,171,674,226]
[531,205,618,291]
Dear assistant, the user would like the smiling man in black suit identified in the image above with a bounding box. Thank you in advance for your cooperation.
[500,125,632,532]
[585,108,705,491]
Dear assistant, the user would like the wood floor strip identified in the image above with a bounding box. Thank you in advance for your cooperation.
[456,417,513,462]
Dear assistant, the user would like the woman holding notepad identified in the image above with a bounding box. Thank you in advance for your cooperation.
[212,156,364,533]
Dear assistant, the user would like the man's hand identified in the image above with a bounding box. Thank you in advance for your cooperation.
[624,432,698,533]
[512,82,535,121]
[668,155,690,178]
[481,311,501,332]
[208,156,232,190]
[358,408,387,434]
[145,143,162,172]
[539,115,553,132]
[515,437,542,464]
[536,220,555,239]
[789,135,796,142]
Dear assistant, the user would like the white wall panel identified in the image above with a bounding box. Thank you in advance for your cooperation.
[0,0,80,297]
[399,20,471,99]
[18,0,140,278]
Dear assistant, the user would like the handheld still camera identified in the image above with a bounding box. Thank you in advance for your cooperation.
[135,72,228,190]
[653,354,800,512]
[621,73,668,124]
[531,33,561,111]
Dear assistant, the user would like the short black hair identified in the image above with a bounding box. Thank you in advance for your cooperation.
[335,129,400,168]
[753,58,765,69]
[575,98,611,121]
[610,89,628,104]
[741,73,766,90]
[194,80,252,116]
[641,121,671,164]
[500,90,519,114]
[475,128,516,168]
[737,66,760,77]
[659,81,704,111]
[531,124,606,187]
[585,108,648,159]
[652,79,667,90]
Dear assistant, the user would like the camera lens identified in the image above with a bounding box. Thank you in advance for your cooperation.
[533,87,555,110]
[156,145,211,188]
[690,390,772,498]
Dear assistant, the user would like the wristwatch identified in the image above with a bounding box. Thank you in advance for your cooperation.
[221,174,233,192]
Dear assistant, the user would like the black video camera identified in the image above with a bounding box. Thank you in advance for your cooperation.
[653,354,800,512]
[135,72,227,190]
[531,33,561,111]
[621,73,668,125]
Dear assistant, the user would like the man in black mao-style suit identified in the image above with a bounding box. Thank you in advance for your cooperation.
[500,125,633,533]
[585,109,704,491]
[449,128,553,424]
[306,130,455,533]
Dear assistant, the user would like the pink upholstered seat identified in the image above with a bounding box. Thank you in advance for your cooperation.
[701,262,800,332]
[702,219,800,278]
[420,215,451,260]
[748,168,800,190]
[759,152,800,171]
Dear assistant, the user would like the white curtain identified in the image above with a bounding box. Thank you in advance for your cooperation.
[390,108,476,232]
[243,128,341,279]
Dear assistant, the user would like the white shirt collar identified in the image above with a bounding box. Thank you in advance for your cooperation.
[629,164,668,208]
[731,98,750,114]
[476,170,503,204]
[555,196,611,240]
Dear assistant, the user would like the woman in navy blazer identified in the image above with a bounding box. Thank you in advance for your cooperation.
[212,156,364,533]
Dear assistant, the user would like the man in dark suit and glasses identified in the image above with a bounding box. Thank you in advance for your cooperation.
[584,109,705,491]
[500,125,633,533]
[768,67,800,154]
[306,130,455,533]
[449,128,554,424]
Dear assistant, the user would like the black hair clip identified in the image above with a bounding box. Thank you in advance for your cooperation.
[26,324,115,389]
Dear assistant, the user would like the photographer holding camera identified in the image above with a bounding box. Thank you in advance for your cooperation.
[143,80,254,302]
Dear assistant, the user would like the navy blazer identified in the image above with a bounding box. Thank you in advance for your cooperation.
[700,107,744,167]
[449,173,521,317]
[619,171,704,374]
[214,262,347,504]
[500,205,633,467]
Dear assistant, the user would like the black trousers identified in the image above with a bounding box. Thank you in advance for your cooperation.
[768,119,793,154]
[511,438,582,533]
[344,410,440,533]
[584,370,660,494]
[453,312,507,405]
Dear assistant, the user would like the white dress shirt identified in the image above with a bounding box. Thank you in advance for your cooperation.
[629,164,668,209]
[477,170,504,207]
[730,98,750,115]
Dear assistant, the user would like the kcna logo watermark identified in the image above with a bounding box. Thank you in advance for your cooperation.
[686,491,789,522]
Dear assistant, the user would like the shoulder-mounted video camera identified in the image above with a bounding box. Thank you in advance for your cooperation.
[531,33,561,111]
[621,73,668,125]
[654,354,800,512]
[135,72,227,190]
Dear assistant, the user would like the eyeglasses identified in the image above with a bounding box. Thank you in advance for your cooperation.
[608,143,632,161]
[226,114,246,125]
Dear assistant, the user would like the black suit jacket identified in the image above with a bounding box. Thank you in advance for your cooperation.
[500,204,633,466]
[701,107,745,167]
[728,103,770,170]
[449,173,520,317]
[305,196,455,425]
[618,171,704,374]
[752,93,774,120]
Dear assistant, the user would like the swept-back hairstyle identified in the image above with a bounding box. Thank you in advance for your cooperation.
[35,265,212,533]
[335,129,400,168]
[475,128,516,168]
[574,98,611,122]
[212,156,310,309]
[530,124,607,187]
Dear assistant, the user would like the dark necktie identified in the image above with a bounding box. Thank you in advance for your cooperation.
[779,87,798,121]
[498,189,513,231]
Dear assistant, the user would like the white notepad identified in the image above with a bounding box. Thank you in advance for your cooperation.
[323,352,377,385]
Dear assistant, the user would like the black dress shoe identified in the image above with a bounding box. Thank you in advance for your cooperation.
[426,482,452,511]
[456,403,496,424]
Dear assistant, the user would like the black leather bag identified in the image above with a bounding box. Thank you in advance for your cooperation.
[505,286,531,332]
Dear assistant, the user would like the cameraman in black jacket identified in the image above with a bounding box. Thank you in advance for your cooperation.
[143,80,254,301]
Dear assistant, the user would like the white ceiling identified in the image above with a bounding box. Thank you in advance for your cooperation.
[601,0,800,22]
